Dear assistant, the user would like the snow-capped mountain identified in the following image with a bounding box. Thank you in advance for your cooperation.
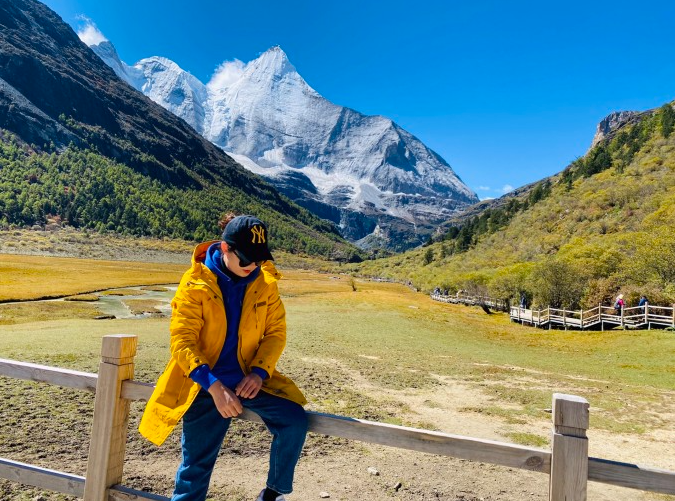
[92,42,479,250]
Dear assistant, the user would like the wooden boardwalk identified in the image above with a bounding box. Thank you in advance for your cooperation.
[510,304,675,330]
[430,294,675,330]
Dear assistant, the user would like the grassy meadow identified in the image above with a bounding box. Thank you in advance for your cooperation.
[0,257,674,500]
[0,254,186,302]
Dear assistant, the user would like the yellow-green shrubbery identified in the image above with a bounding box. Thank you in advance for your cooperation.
[351,103,675,309]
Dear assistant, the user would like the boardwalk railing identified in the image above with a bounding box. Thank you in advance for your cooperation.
[429,293,675,330]
[1,335,674,500]
[510,303,675,330]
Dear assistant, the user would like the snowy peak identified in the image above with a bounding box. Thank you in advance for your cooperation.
[91,41,123,72]
[250,46,296,78]
[133,56,208,134]
[229,46,319,99]
[90,40,209,135]
[89,40,140,87]
[88,41,479,250]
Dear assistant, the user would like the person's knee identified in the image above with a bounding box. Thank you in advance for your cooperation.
[286,405,308,434]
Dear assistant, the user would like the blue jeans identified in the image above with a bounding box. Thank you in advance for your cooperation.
[171,390,308,501]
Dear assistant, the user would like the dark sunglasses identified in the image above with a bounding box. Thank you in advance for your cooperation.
[231,248,261,268]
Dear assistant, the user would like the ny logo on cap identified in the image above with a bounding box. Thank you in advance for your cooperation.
[251,225,266,244]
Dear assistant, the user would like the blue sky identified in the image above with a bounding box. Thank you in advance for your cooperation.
[42,0,675,199]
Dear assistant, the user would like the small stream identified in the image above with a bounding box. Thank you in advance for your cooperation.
[2,286,178,319]
[93,286,177,319]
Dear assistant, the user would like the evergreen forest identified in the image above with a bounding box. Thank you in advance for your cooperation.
[0,131,360,261]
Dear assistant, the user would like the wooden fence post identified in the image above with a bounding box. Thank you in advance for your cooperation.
[83,335,137,501]
[549,394,589,501]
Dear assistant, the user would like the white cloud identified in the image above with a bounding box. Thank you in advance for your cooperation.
[76,16,107,46]
[480,196,495,201]
[476,185,491,191]
[501,184,514,193]
[207,59,246,91]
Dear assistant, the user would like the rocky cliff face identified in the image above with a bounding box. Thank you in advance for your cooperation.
[92,43,479,250]
[589,110,640,149]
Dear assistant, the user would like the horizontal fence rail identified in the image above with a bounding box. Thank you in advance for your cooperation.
[0,458,85,497]
[2,336,675,500]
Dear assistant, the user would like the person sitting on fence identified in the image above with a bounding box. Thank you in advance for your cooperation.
[614,294,625,316]
[139,214,308,501]
[638,295,649,312]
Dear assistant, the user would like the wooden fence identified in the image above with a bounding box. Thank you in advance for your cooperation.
[1,335,674,500]
[510,303,675,330]
[429,293,675,330]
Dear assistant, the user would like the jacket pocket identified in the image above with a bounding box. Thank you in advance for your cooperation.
[153,364,189,407]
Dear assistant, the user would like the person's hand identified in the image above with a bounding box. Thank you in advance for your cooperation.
[208,381,243,418]
[235,373,263,399]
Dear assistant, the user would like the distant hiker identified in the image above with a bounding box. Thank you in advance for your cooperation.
[519,292,527,309]
[614,294,625,316]
[638,295,649,312]
[139,214,307,501]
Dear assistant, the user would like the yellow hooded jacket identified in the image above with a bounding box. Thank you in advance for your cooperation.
[139,241,306,446]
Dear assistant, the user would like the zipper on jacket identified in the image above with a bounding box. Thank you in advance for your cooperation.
[239,283,266,371]
[186,277,227,366]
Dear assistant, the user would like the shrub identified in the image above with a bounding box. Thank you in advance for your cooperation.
[529,258,585,309]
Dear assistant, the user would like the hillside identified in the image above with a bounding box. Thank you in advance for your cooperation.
[352,102,675,308]
[0,131,360,259]
[0,0,360,259]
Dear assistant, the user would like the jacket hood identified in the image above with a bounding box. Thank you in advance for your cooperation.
[190,241,282,283]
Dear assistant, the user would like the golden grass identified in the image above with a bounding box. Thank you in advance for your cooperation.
[0,301,100,326]
[63,294,99,301]
[1,258,673,440]
[0,254,185,301]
